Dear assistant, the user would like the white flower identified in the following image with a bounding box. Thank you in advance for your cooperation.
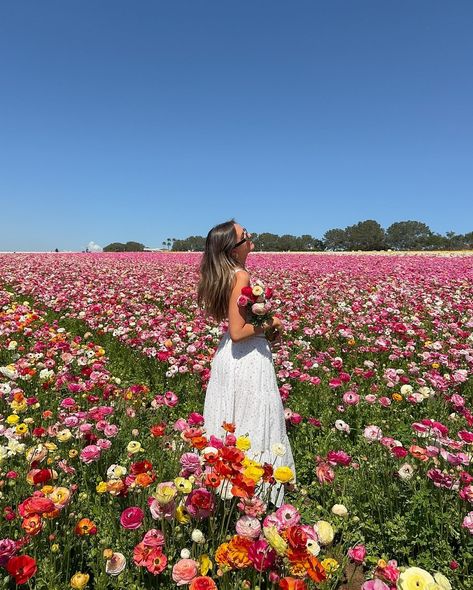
[398,463,414,480]
[107,464,127,479]
[191,529,205,544]
[306,538,321,556]
[334,419,350,433]
[400,384,413,395]
[271,443,286,457]
[180,548,191,559]
[7,341,17,350]
[331,504,348,517]
[363,425,383,441]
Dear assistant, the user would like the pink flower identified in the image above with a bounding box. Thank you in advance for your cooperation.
[0,539,17,566]
[172,558,199,586]
[142,528,165,547]
[120,506,144,530]
[348,544,366,564]
[235,516,261,538]
[462,512,473,534]
[275,504,301,529]
[237,295,249,307]
[248,539,276,571]
[79,444,101,464]
[362,580,390,590]
[316,462,335,485]
[327,450,352,467]
[342,391,360,405]
[363,425,383,441]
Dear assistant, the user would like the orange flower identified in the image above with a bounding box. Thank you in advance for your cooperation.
[409,445,429,462]
[21,514,42,535]
[230,474,255,499]
[75,518,97,536]
[135,473,155,487]
[215,542,231,571]
[191,436,208,450]
[204,472,221,488]
[107,479,126,495]
[221,422,236,433]
[279,578,307,590]
[306,555,327,583]
[226,535,252,569]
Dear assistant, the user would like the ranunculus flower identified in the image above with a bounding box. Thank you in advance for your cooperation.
[331,504,348,517]
[172,558,199,586]
[80,444,101,463]
[0,539,17,566]
[348,544,366,564]
[315,521,334,545]
[248,539,276,571]
[235,516,261,539]
[6,555,37,585]
[70,572,90,589]
[185,489,215,519]
[462,511,473,534]
[189,576,218,590]
[120,506,144,530]
[105,552,126,576]
[362,580,390,590]
[397,567,435,590]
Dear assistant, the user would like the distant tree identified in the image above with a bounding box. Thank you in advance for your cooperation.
[103,241,144,252]
[124,241,145,252]
[104,242,126,252]
[345,220,387,251]
[323,228,348,251]
[386,221,433,250]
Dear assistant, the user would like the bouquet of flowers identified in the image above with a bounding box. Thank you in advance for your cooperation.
[237,280,279,340]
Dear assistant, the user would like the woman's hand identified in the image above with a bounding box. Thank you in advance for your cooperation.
[269,316,284,333]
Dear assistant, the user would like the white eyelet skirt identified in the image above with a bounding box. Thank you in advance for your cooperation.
[203,331,297,507]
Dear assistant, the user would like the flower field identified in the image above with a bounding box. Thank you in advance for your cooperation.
[0,252,472,590]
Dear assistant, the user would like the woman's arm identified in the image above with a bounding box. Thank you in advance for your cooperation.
[227,270,267,342]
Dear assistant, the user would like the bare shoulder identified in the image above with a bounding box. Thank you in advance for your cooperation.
[233,268,250,281]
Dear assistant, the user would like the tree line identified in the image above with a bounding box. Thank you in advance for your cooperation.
[170,220,473,252]
[101,220,472,252]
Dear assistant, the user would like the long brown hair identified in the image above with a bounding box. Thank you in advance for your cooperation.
[197,219,242,322]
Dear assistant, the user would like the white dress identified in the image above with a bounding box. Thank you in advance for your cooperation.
[203,268,297,507]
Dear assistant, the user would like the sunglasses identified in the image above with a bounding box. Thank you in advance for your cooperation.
[233,228,252,248]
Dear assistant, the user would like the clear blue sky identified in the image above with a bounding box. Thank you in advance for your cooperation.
[1,1,472,251]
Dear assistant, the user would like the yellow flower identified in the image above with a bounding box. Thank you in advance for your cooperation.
[252,285,264,297]
[6,414,20,425]
[243,465,264,483]
[44,442,58,451]
[154,483,177,505]
[126,441,142,454]
[57,429,72,442]
[51,544,60,553]
[199,554,212,575]
[398,567,435,590]
[315,521,334,545]
[273,466,294,484]
[321,558,339,575]
[347,339,356,346]
[263,526,288,555]
[392,393,403,402]
[15,423,28,435]
[11,400,27,412]
[431,363,440,369]
[433,573,452,590]
[174,477,193,494]
[236,436,251,451]
[96,481,108,493]
[69,449,78,458]
[103,548,114,559]
[70,572,90,589]
[175,503,191,524]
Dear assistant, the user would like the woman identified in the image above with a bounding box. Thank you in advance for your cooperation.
[197,218,296,507]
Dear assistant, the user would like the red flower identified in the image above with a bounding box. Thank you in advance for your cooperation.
[6,555,37,585]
